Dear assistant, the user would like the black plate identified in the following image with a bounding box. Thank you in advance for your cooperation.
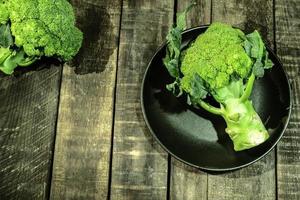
[141,26,292,171]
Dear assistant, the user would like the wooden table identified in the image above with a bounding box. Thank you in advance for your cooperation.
[0,0,299,199]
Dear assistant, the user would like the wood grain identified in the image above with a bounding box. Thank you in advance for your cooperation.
[49,0,121,199]
[170,159,207,200]
[208,0,276,199]
[0,66,61,199]
[178,0,211,28]
[169,1,211,200]
[109,0,173,199]
[275,0,300,199]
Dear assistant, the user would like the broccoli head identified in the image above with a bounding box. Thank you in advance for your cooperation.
[0,0,83,74]
[181,23,252,90]
[163,12,273,151]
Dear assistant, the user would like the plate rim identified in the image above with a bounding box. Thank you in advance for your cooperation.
[140,25,292,172]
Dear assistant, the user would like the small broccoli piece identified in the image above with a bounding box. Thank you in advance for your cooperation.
[0,0,83,74]
[164,17,273,150]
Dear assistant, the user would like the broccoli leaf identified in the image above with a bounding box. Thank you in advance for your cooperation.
[0,24,13,48]
[0,47,11,63]
[252,60,264,77]
[163,26,182,79]
[243,40,252,55]
[243,30,274,78]
[264,51,273,69]
[246,31,264,59]
[176,1,196,30]
[188,74,208,104]
[163,1,195,95]
[163,51,180,78]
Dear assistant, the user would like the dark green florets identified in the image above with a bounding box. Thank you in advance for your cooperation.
[7,0,83,61]
[0,0,83,74]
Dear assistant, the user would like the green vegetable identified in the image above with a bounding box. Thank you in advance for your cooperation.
[163,2,195,96]
[0,0,83,74]
[163,10,273,151]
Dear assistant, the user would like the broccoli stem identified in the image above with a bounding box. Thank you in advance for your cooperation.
[222,98,269,151]
[198,99,225,116]
[18,57,38,67]
[196,79,269,151]
[240,73,255,102]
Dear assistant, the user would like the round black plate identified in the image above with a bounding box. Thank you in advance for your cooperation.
[141,26,292,171]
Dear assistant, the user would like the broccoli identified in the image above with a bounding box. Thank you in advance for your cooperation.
[0,0,83,74]
[163,10,273,151]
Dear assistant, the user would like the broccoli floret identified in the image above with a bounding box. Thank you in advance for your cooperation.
[0,0,83,74]
[163,16,273,150]
[0,1,9,25]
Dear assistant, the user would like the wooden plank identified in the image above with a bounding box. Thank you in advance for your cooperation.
[0,66,61,199]
[49,0,121,199]
[276,0,300,199]
[179,0,211,28]
[109,0,174,199]
[169,1,211,200]
[170,159,207,200]
[207,0,276,199]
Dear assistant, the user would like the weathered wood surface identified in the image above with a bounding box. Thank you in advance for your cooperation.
[207,0,276,199]
[109,0,173,199]
[49,0,121,199]
[0,0,299,199]
[170,159,207,200]
[276,0,300,199]
[169,1,211,200]
[0,66,61,200]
